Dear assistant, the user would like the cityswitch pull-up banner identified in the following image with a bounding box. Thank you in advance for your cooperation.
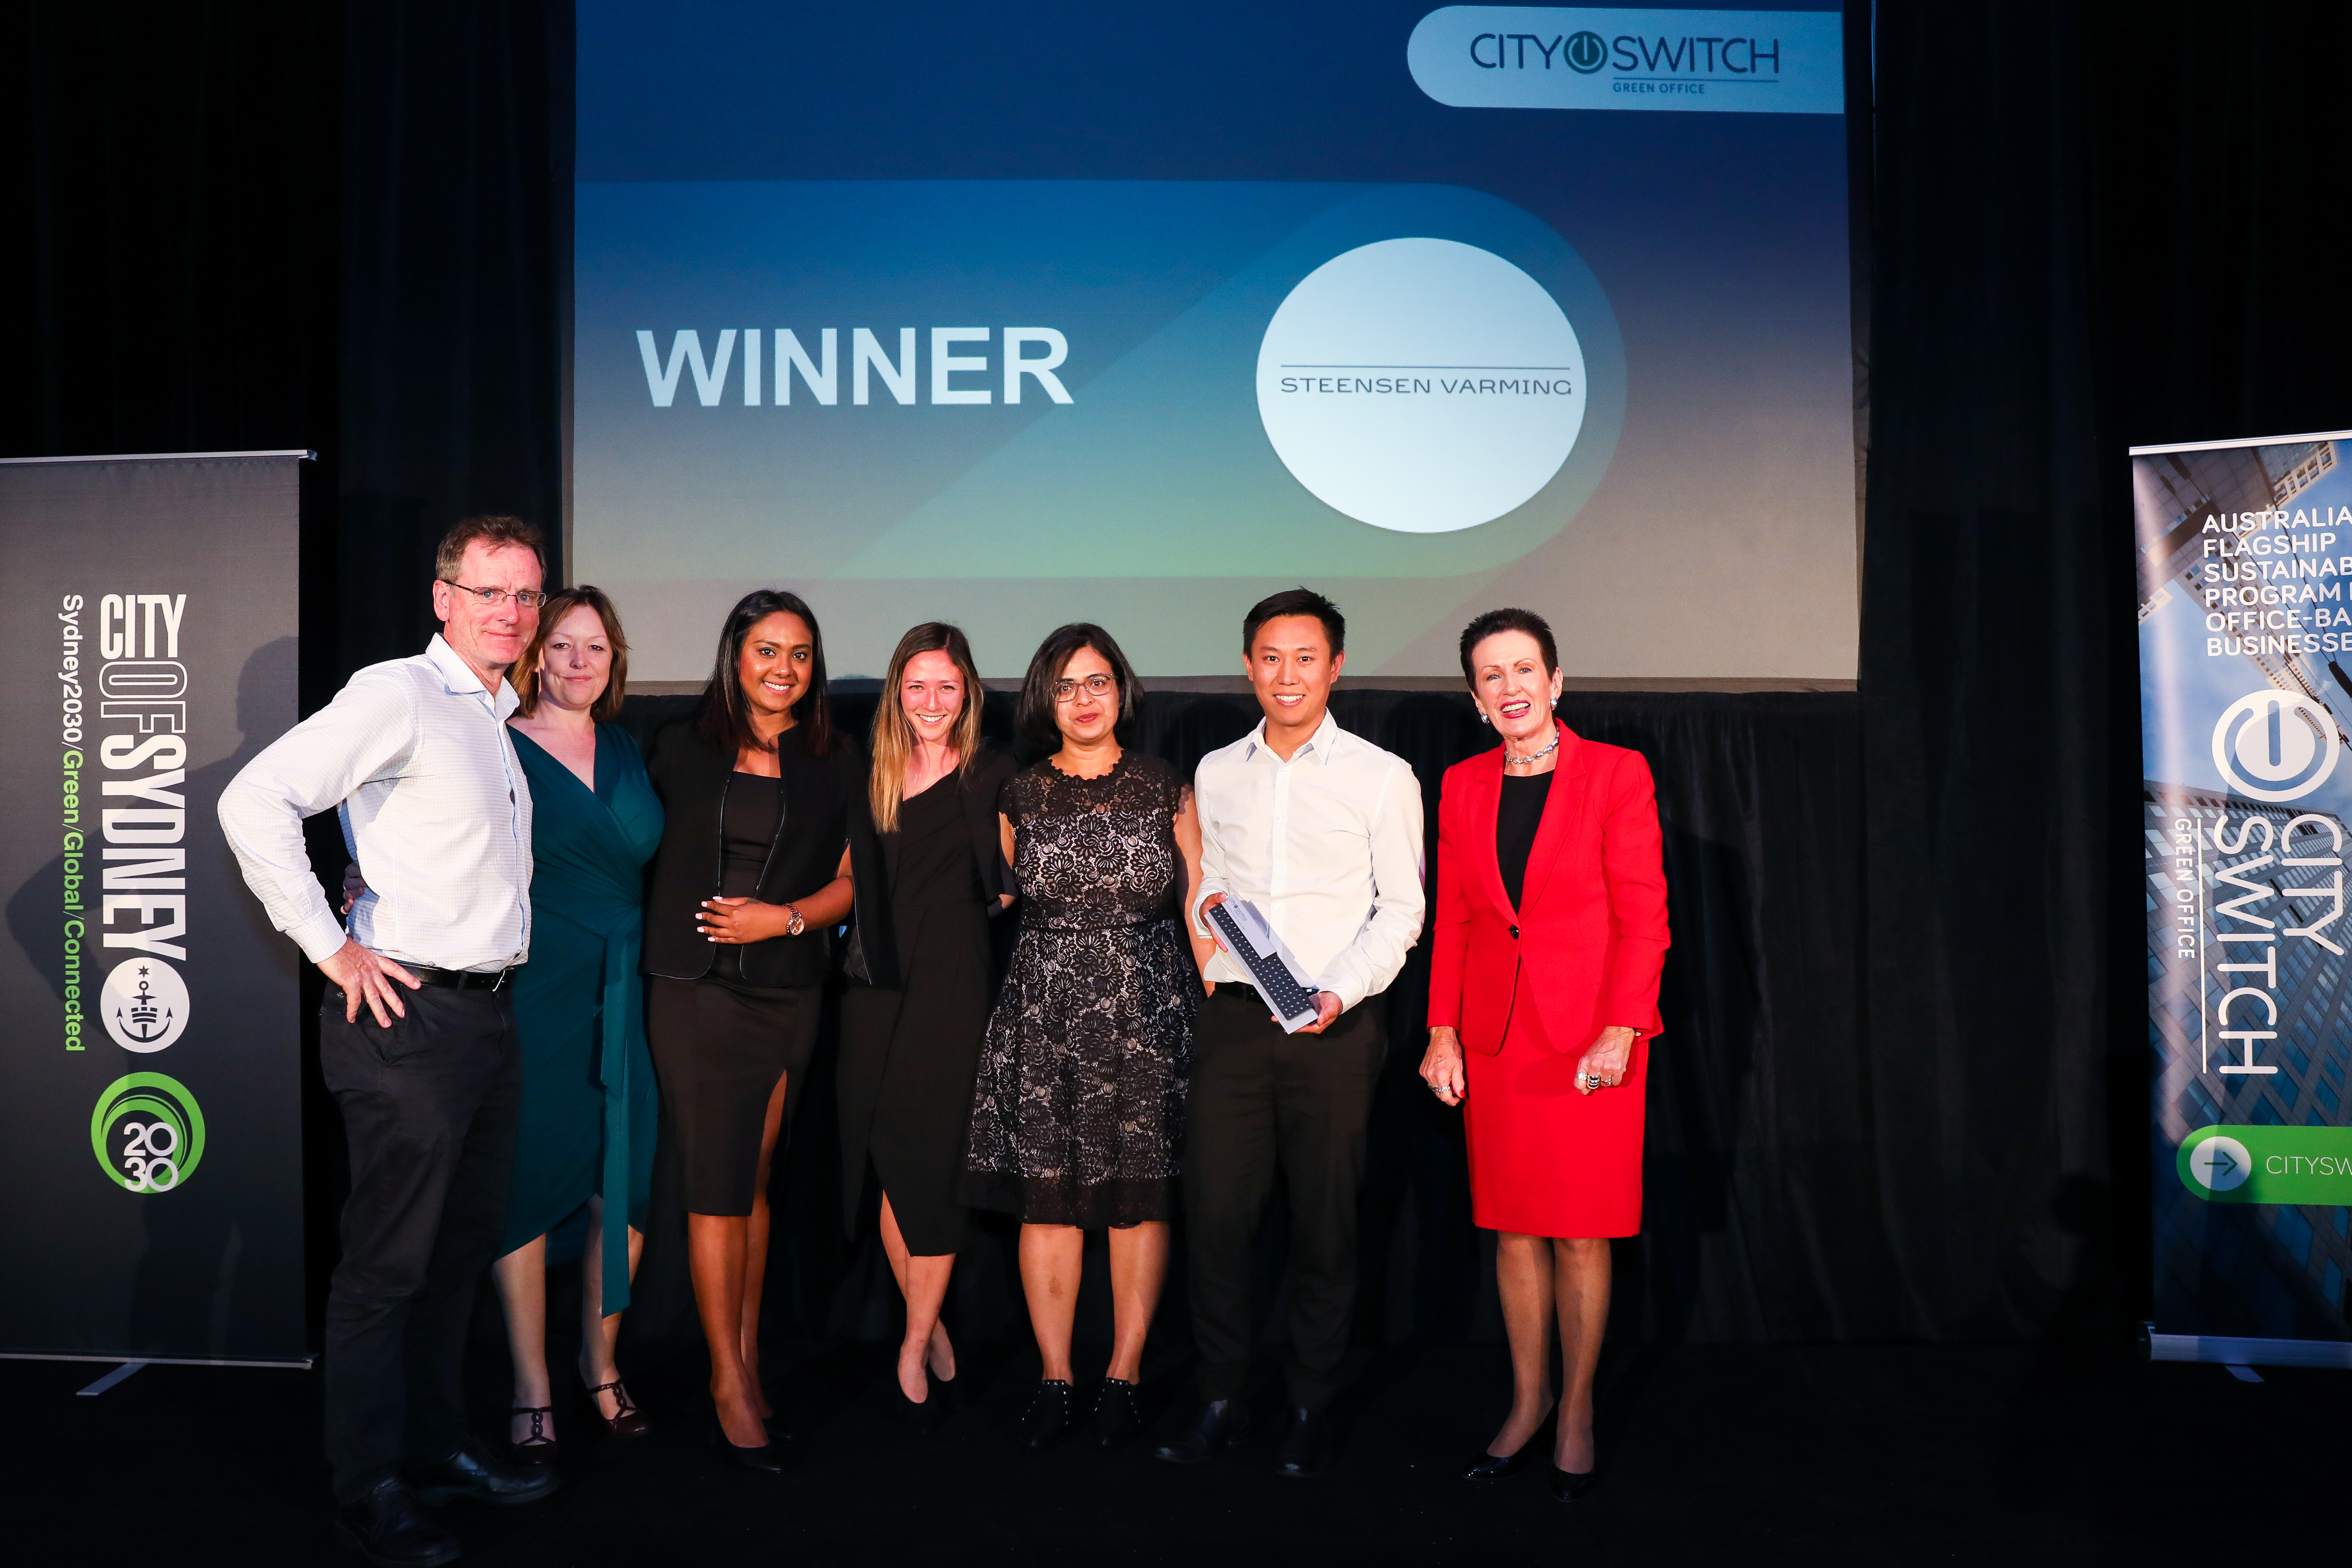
[2136,431,2352,1363]
[0,453,306,1364]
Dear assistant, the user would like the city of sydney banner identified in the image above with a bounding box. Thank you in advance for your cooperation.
[2137,430,2352,1347]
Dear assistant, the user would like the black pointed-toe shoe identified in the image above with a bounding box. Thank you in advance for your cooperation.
[1546,1461,1600,1502]
[1020,1378,1075,1449]
[333,1477,460,1568]
[1153,1396,1251,1465]
[1274,1405,1334,1480]
[1092,1378,1143,1448]
[707,1416,785,1473]
[410,1438,560,1506]
[1464,1414,1555,1480]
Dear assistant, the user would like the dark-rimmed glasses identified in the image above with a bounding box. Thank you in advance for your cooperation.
[442,581,549,610]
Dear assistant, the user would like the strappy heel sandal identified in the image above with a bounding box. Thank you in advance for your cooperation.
[509,1405,558,1466]
[586,1378,653,1439]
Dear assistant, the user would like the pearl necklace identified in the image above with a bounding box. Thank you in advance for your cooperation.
[1504,725,1561,769]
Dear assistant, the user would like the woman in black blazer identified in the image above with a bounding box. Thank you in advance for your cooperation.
[838,623,1017,1425]
[642,589,857,1470]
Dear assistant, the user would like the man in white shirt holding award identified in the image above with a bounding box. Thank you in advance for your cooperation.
[1155,588,1425,1480]
[219,516,557,1566]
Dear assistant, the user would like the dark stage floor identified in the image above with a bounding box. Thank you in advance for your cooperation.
[7,1337,2339,1566]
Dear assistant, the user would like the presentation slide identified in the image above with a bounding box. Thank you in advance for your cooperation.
[574,2,1857,682]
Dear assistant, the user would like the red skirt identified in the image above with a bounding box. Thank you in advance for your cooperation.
[1461,978,1648,1239]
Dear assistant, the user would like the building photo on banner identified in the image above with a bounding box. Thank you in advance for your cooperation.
[2135,430,2352,1365]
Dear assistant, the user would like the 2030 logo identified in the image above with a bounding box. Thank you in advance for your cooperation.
[91,1072,206,1193]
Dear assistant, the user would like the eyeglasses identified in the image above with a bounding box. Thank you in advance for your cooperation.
[443,581,549,610]
[1052,673,1117,703]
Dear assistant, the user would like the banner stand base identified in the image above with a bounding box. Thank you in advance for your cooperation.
[2142,1326,2352,1371]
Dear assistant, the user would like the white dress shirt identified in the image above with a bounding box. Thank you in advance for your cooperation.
[1190,710,1425,1013]
[218,634,533,971]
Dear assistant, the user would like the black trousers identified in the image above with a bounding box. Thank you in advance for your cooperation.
[1181,984,1385,1411]
[319,984,521,1503]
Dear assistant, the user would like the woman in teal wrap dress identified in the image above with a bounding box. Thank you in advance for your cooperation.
[491,587,664,1463]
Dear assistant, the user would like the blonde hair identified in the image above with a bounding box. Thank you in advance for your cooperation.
[514,585,630,722]
[868,623,982,833]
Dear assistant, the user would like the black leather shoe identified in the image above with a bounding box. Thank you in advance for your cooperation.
[1092,1378,1142,1449]
[1546,1462,1599,1502]
[707,1417,784,1473]
[1020,1379,1074,1449]
[333,1477,459,1568]
[1152,1397,1249,1465]
[1464,1413,1555,1480]
[1274,1405,1333,1480]
[507,1406,558,1468]
[409,1438,559,1506]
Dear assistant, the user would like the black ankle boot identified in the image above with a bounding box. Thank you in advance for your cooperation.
[1020,1378,1074,1449]
[1092,1378,1142,1448]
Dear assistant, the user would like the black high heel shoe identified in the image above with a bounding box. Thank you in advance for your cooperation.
[1463,1411,1554,1480]
[707,1414,784,1473]
[509,1405,559,1468]
[1545,1461,1599,1502]
[1020,1379,1074,1450]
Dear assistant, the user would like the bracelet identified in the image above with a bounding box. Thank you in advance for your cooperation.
[784,903,805,937]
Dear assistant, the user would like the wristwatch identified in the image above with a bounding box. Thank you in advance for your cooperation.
[784,904,806,938]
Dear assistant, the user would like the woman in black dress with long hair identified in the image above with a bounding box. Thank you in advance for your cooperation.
[840,623,1016,1424]
[642,589,857,1470]
[961,624,1212,1449]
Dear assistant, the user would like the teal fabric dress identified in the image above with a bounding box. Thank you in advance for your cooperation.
[501,724,664,1312]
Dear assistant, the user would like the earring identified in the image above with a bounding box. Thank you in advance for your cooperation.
[1477,711,1489,725]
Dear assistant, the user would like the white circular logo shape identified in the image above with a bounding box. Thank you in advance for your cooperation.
[100,957,189,1053]
[2211,689,2342,802]
[2187,1135,2252,1194]
[1256,238,1586,533]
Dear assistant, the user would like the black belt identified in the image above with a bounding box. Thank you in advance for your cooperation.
[408,965,518,992]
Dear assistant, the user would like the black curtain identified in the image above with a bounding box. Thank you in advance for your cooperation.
[13,1,2352,1348]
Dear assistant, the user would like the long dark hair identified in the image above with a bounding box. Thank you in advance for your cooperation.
[698,588,833,756]
[1016,622,1142,750]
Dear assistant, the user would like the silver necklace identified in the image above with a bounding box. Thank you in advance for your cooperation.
[1504,726,1561,768]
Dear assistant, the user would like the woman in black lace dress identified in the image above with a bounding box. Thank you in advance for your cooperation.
[961,624,1211,1450]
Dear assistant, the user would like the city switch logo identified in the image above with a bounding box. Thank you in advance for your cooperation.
[2211,689,2342,802]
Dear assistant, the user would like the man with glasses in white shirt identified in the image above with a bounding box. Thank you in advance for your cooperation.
[1154,588,1425,1481]
[220,516,557,1566]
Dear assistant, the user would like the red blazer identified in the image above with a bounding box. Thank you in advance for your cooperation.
[1427,729,1669,1056]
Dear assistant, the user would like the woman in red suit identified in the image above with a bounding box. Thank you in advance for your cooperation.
[1419,607,1668,1502]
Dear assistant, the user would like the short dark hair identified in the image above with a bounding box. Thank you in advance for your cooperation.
[435,515,543,582]
[1242,587,1345,657]
[698,588,834,756]
[1017,623,1142,750]
[1457,607,1559,684]
[515,584,631,723]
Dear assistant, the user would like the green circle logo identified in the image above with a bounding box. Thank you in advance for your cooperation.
[1565,31,1609,73]
[90,1072,206,1193]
